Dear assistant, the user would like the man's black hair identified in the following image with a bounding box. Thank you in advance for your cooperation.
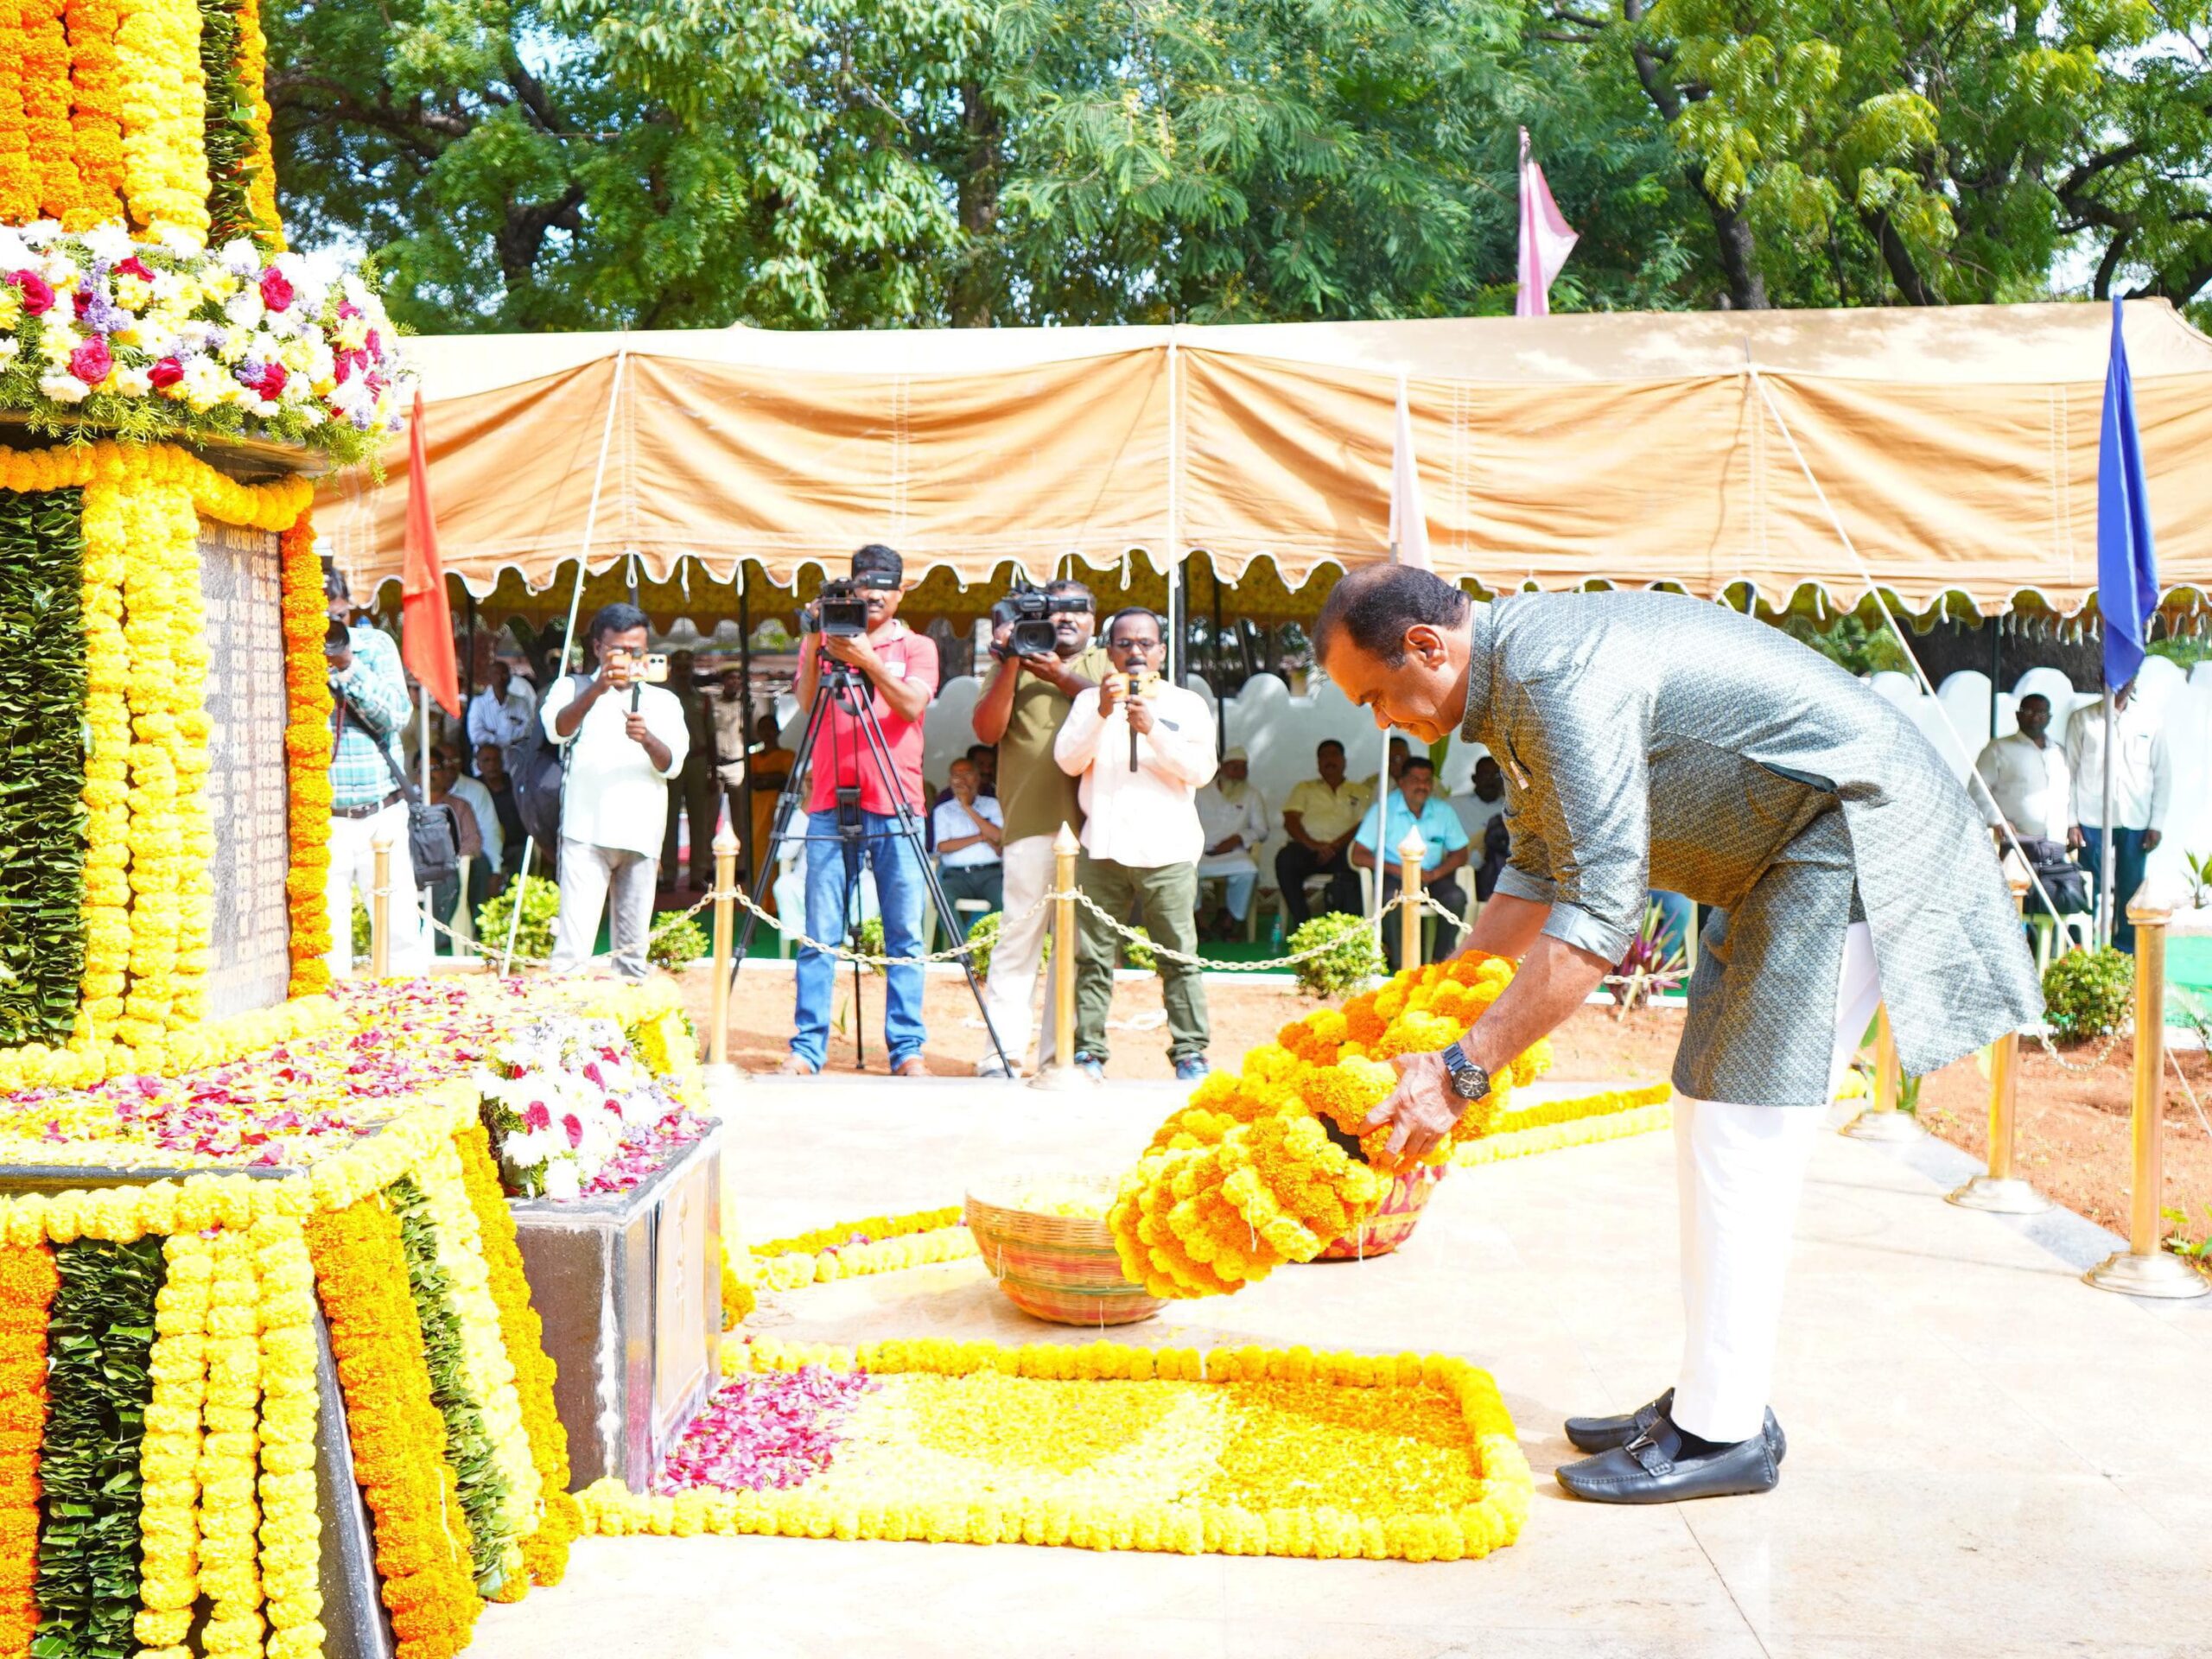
[1104,607,1163,643]
[1313,564,1471,667]
[1401,755,1436,776]
[1045,576,1095,607]
[587,601,650,645]
[323,617,350,651]
[852,543,903,585]
[966,742,991,762]
[1316,738,1345,758]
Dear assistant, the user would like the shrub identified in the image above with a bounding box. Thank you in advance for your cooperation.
[648,915,709,971]
[1287,911,1383,999]
[963,910,1002,980]
[2042,946,2133,1039]
[476,875,560,963]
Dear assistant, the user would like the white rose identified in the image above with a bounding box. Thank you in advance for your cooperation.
[38,372,88,404]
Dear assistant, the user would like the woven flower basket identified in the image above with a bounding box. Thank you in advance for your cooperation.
[1310,1164,1448,1262]
[965,1176,1163,1326]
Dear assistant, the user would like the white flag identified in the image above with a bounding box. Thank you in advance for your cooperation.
[1516,126,1579,317]
[1389,375,1431,570]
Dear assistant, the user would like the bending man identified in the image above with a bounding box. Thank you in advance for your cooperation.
[1319,566,2038,1504]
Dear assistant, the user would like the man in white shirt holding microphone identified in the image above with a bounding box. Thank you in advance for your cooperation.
[1054,607,1217,1081]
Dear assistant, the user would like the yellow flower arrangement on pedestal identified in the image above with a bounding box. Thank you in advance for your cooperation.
[255,1215,324,1659]
[135,1228,212,1659]
[278,514,334,991]
[1110,952,1553,1300]
[199,1223,264,1659]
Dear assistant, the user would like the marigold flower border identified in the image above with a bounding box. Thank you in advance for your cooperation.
[576,1336,1532,1563]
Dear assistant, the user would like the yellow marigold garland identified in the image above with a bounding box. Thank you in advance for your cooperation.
[62,0,125,227]
[304,1198,478,1659]
[135,1227,211,1659]
[0,15,37,220]
[752,1204,966,1259]
[1451,1099,1674,1167]
[277,515,332,993]
[114,0,207,242]
[232,0,278,248]
[410,1136,541,1599]
[199,1222,263,1659]
[21,0,82,222]
[254,1216,322,1659]
[0,1242,56,1657]
[156,474,215,1030]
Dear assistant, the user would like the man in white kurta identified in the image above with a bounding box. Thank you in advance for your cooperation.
[1054,608,1217,1080]
[2064,683,2171,950]
[1194,747,1270,933]
[540,605,690,980]
[1974,693,2073,843]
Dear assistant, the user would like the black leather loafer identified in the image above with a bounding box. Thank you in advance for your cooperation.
[1564,1391,1787,1465]
[1554,1422,1783,1504]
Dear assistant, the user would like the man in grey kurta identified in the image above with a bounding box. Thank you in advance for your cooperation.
[1318,566,2039,1505]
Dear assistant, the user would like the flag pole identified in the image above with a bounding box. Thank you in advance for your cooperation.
[2101,695,2115,949]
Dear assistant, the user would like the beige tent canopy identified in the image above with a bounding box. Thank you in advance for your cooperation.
[317,301,2212,620]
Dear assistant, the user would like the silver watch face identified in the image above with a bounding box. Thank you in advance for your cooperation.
[1445,1050,1488,1099]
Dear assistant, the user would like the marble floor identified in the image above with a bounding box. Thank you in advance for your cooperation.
[467,1077,2212,1659]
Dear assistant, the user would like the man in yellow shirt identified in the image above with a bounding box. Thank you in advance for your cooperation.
[1274,739,1373,931]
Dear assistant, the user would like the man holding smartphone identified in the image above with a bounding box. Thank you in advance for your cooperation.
[540,602,690,981]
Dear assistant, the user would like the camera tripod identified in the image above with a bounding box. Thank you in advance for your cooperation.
[732,654,1012,1075]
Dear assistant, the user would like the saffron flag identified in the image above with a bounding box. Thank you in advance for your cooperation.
[1389,377,1431,570]
[402,388,461,716]
[1516,127,1578,318]
[2095,296,2159,691]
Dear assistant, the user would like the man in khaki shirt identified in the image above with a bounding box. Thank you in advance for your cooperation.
[1274,738,1373,930]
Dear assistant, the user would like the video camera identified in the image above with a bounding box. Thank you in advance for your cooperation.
[801,576,871,639]
[990,579,1092,660]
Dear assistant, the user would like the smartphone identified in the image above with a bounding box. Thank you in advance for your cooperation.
[642,652,671,683]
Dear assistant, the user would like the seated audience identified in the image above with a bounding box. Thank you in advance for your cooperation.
[932,756,1004,935]
[1351,755,1471,970]
[1274,739,1370,929]
[1194,747,1270,938]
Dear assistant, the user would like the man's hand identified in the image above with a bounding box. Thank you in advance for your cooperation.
[1126,695,1157,735]
[624,710,652,746]
[823,632,880,671]
[1098,671,1126,718]
[2145,829,2164,851]
[1018,652,1068,690]
[2068,824,2085,849]
[1363,1052,1463,1171]
[600,652,636,691]
[1208,836,1243,856]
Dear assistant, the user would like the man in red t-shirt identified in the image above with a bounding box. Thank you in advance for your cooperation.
[782,543,942,1076]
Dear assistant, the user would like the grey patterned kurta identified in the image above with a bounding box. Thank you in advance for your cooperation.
[1459,593,2041,1106]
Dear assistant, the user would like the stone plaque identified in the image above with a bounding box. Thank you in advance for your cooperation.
[198,518,293,1017]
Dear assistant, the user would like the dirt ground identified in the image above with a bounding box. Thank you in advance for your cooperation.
[675,963,2212,1252]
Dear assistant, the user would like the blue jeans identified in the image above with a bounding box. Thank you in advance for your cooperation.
[791,809,927,1068]
[2081,826,2151,952]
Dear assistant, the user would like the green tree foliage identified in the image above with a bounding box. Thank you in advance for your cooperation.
[268,1,2212,329]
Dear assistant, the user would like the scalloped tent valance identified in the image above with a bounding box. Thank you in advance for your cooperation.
[321,301,2212,619]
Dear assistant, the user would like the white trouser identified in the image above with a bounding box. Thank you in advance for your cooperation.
[980,835,1061,1067]
[1671,920,1881,1443]
[550,838,658,982]
[324,804,429,976]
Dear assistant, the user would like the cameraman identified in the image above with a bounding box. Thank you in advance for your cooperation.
[541,603,690,981]
[969,577,1103,1077]
[782,543,939,1077]
[323,575,429,975]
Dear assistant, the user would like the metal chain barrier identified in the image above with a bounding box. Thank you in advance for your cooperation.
[409,884,718,963]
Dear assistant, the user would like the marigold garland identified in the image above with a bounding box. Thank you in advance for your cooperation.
[0,16,37,221]
[253,1215,322,1659]
[114,0,208,241]
[0,1243,57,1656]
[304,1198,478,1659]
[21,0,81,223]
[1451,1099,1674,1167]
[34,1235,166,1659]
[134,1227,210,1659]
[197,1222,262,1659]
[453,1125,575,1590]
[62,0,125,228]
[277,513,332,993]
[1110,953,1555,1301]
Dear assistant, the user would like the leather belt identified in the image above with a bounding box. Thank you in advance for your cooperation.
[333,789,404,821]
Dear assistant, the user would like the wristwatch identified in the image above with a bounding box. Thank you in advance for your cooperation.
[1439,1040,1491,1103]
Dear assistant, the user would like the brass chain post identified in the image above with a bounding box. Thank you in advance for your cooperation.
[1396,825,1427,973]
[707,827,740,1080]
[1843,1003,1923,1141]
[1949,869,2050,1213]
[1032,823,1090,1090]
[368,826,393,979]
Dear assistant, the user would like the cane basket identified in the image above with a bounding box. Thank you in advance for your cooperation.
[965,1176,1163,1326]
[1310,1164,1448,1261]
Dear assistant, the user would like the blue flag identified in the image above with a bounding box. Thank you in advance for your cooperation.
[2096,296,2159,690]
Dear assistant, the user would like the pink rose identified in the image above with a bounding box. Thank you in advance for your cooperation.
[259,266,294,312]
[8,270,52,314]
[257,360,287,397]
[72,286,91,318]
[116,256,153,283]
[523,1101,550,1132]
[562,1113,584,1149]
[148,356,183,390]
[67,335,111,386]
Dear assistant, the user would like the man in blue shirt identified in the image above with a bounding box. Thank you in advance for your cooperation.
[322,572,429,974]
[1351,755,1471,970]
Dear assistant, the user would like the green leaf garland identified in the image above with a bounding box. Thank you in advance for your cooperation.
[389,1176,514,1596]
[0,486,87,1048]
[31,1236,166,1659]
[198,0,263,250]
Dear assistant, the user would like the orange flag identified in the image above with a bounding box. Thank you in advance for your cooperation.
[401,389,460,715]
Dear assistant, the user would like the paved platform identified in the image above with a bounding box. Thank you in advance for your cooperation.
[470,1077,2212,1659]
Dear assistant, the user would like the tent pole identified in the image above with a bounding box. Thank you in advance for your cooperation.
[1166,333,1181,682]
[1744,356,2067,931]
[556,346,629,677]
[738,571,755,891]
[1987,612,2000,746]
